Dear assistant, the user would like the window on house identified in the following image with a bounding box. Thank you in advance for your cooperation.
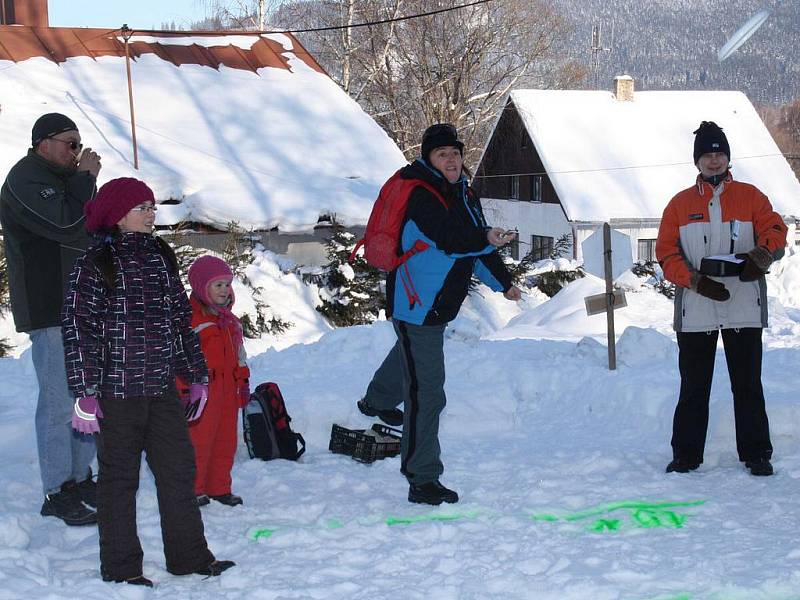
[530,235,554,261]
[638,238,657,262]
[532,176,543,202]
[510,175,520,200]
[510,237,520,260]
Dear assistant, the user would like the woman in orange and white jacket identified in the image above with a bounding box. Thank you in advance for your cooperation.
[179,255,250,507]
[656,121,787,477]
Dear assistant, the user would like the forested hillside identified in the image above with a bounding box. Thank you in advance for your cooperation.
[555,0,799,105]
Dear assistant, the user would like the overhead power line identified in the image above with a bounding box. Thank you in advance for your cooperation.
[473,153,792,179]
[133,0,494,36]
[1,0,492,69]
[283,0,494,33]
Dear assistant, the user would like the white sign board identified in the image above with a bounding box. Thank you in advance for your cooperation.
[581,228,633,281]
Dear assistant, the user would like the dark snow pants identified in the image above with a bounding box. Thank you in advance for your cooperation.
[96,392,214,581]
[365,320,446,485]
[671,328,772,464]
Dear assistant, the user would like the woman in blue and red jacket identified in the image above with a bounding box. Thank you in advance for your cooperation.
[180,255,250,508]
[358,124,521,506]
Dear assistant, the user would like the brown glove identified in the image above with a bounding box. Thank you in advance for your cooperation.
[691,273,730,302]
[736,246,772,282]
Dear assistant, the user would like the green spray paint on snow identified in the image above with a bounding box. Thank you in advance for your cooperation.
[248,499,706,541]
[386,510,482,526]
[250,527,277,540]
[531,500,705,533]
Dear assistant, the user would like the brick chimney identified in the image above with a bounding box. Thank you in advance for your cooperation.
[613,75,634,101]
[1,0,49,27]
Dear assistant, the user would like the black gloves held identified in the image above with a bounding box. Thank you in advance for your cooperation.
[694,275,730,302]
[735,246,772,282]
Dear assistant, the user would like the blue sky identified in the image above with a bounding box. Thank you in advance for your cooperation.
[48,0,209,30]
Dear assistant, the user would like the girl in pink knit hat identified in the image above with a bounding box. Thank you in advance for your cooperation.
[179,255,250,508]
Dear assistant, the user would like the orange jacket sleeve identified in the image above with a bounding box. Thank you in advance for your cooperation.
[751,189,788,256]
[656,197,693,289]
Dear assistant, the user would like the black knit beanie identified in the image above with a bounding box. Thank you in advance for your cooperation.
[693,121,730,165]
[421,123,464,162]
[32,113,78,147]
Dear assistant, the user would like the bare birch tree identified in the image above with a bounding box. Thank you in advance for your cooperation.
[201,0,585,166]
[277,0,584,165]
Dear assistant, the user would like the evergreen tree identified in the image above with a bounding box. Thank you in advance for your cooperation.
[220,221,293,337]
[632,261,675,299]
[500,232,584,297]
[317,224,385,326]
[535,233,584,297]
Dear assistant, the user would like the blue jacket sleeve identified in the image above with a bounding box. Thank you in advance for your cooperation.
[474,251,513,292]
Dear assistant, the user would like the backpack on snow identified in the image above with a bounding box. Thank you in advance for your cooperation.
[242,382,306,461]
[349,168,448,271]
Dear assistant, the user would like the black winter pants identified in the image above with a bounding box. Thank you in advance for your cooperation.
[96,392,214,580]
[672,328,772,464]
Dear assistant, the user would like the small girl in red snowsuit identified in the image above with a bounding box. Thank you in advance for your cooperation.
[182,255,250,507]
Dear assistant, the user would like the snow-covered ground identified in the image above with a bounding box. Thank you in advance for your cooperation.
[1,247,800,599]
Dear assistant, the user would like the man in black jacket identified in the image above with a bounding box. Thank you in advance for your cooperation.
[0,113,102,525]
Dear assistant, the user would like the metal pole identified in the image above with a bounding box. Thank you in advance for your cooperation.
[603,222,617,370]
[121,25,139,170]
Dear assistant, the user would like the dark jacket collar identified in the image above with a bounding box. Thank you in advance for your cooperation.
[402,158,468,198]
[26,148,77,178]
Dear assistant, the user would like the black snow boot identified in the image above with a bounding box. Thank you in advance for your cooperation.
[665,459,700,474]
[358,398,403,427]
[105,575,153,587]
[745,458,774,476]
[196,494,210,507]
[194,560,236,577]
[210,494,243,506]
[40,480,97,526]
[77,468,97,508]
[408,481,459,505]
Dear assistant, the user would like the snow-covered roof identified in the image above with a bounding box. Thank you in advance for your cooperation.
[508,89,800,221]
[0,28,406,231]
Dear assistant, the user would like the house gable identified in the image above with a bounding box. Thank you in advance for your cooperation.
[473,97,559,207]
[505,89,800,221]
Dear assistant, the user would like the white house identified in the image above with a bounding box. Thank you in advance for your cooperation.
[473,77,800,264]
[0,0,406,265]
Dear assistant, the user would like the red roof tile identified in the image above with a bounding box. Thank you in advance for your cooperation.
[0,25,325,74]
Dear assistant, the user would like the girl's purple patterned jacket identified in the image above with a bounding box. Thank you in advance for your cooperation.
[62,232,208,400]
